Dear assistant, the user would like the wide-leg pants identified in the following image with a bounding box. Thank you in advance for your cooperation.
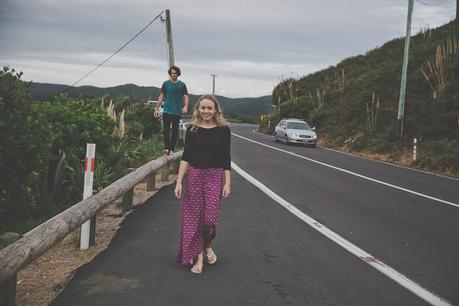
[176,166,223,266]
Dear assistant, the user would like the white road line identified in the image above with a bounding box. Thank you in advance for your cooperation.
[231,161,452,306]
[322,147,459,181]
[232,132,459,209]
[250,128,459,181]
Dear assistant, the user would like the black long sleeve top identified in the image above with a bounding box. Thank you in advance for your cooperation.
[181,125,231,171]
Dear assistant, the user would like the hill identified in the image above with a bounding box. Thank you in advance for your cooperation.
[26,82,273,119]
[267,21,459,176]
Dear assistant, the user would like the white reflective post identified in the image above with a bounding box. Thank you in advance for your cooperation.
[413,138,417,162]
[80,143,96,250]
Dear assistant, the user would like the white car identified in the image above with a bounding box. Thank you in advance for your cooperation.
[274,118,317,147]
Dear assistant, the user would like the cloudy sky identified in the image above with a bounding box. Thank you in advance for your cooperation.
[0,0,455,98]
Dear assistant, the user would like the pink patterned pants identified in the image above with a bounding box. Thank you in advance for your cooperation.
[176,166,224,266]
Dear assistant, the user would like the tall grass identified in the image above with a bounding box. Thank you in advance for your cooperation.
[421,36,457,100]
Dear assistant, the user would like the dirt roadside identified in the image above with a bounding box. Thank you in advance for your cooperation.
[15,175,177,306]
[316,139,458,178]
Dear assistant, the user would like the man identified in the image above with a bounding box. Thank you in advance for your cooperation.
[154,66,189,155]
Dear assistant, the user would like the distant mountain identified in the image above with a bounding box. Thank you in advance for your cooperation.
[26,82,273,118]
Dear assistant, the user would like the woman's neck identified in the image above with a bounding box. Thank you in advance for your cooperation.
[199,119,217,128]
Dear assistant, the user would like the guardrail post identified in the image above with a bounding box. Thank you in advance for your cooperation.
[147,171,156,191]
[121,168,136,211]
[80,143,96,250]
[162,163,169,182]
[178,125,185,146]
[173,159,180,174]
[0,232,21,306]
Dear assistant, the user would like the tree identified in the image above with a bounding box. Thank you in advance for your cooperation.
[0,67,51,232]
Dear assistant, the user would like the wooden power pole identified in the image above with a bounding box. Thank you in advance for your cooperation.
[211,74,217,95]
[456,0,458,34]
[165,9,175,68]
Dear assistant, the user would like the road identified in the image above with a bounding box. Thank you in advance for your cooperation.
[53,123,459,305]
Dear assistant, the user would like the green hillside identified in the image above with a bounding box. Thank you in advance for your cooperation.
[265,21,458,176]
[26,82,273,119]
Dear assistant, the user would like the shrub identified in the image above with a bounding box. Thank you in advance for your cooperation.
[0,67,52,232]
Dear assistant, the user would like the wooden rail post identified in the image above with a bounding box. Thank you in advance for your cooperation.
[178,125,185,147]
[121,168,136,211]
[173,159,180,174]
[161,163,169,182]
[146,171,156,191]
[0,232,21,306]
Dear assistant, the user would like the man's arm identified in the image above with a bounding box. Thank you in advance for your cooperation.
[156,92,164,111]
[182,94,189,114]
[154,92,164,118]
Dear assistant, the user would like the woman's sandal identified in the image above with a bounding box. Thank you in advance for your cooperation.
[190,263,203,274]
[190,253,204,274]
[206,249,217,265]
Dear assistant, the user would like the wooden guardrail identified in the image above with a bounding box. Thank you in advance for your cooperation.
[0,151,182,288]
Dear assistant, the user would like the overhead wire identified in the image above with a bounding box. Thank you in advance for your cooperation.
[70,11,164,87]
[108,33,167,70]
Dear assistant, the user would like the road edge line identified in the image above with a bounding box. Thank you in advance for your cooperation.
[231,161,452,306]
[232,132,459,209]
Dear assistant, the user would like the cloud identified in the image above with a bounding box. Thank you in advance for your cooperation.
[0,0,455,97]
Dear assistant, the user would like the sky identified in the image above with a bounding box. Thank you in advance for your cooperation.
[0,0,456,98]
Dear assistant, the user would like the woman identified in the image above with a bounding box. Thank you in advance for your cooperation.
[174,95,231,274]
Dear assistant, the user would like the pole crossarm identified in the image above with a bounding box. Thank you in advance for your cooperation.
[0,151,182,285]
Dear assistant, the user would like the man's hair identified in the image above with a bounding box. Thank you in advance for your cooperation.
[168,66,181,76]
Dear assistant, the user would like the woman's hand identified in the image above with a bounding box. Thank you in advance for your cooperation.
[175,182,182,199]
[222,183,231,198]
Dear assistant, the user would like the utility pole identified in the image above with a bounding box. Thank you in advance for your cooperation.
[165,9,175,68]
[456,0,458,31]
[211,74,217,95]
[397,0,414,137]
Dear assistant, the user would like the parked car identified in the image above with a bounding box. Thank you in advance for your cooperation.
[274,118,317,147]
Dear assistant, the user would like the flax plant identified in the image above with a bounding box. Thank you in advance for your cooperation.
[107,99,117,120]
[118,110,126,137]
[421,36,457,100]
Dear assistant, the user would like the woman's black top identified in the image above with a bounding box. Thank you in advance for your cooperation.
[181,125,231,171]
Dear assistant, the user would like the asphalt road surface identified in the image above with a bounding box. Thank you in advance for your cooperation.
[53,123,459,305]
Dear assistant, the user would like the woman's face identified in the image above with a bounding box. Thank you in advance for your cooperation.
[198,99,217,122]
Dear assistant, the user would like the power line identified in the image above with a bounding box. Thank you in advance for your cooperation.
[140,33,167,54]
[111,33,166,71]
[71,11,164,87]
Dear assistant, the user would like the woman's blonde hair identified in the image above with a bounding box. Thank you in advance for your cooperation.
[191,95,227,132]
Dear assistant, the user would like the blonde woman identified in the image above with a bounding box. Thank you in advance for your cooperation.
[174,95,231,274]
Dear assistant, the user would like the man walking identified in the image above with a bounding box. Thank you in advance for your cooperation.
[154,66,189,155]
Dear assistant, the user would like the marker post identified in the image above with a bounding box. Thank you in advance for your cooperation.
[80,143,96,250]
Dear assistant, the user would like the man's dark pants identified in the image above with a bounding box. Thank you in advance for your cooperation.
[163,113,180,152]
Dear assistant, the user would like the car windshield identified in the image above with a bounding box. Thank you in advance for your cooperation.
[287,122,310,130]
